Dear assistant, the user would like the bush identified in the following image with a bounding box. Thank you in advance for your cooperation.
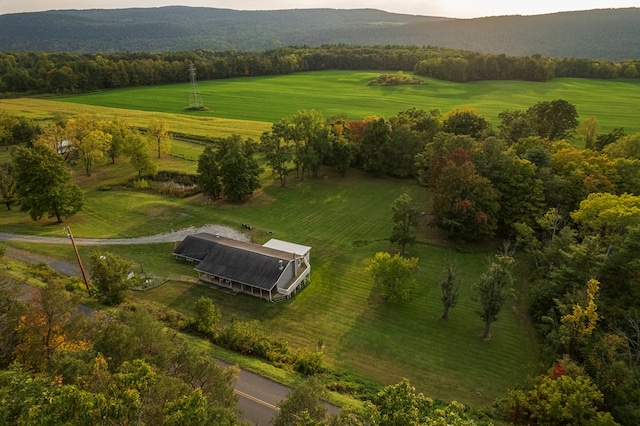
[293,347,327,375]
[132,178,149,189]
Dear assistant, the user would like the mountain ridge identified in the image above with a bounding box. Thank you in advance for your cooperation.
[0,6,638,60]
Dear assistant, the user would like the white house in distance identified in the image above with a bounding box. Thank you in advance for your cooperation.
[172,233,311,302]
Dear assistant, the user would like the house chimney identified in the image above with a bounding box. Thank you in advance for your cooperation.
[279,260,283,270]
[293,252,298,276]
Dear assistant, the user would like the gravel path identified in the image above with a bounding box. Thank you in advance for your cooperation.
[0,224,249,246]
[1,224,249,276]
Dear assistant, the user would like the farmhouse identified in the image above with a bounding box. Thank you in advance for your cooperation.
[172,233,311,302]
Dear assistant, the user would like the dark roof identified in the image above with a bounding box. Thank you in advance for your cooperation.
[172,233,221,262]
[173,233,294,290]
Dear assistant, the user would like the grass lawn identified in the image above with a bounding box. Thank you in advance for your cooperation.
[0,71,557,407]
[1,163,539,407]
[48,71,640,134]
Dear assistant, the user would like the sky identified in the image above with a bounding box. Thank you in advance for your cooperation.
[0,0,638,18]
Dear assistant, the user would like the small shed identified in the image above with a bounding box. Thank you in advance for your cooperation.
[173,233,311,301]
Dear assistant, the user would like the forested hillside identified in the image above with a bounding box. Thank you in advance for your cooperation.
[0,7,639,60]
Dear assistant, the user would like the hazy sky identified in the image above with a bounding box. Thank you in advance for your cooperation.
[0,1,638,18]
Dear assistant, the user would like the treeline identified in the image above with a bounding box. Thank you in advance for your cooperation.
[256,103,640,424]
[2,45,639,96]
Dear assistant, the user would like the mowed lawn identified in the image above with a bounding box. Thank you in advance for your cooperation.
[0,72,561,406]
[0,159,539,406]
[50,70,640,133]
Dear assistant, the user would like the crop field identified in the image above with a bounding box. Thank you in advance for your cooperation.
[49,70,640,134]
[13,70,637,407]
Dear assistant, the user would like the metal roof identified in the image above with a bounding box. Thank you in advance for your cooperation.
[173,233,310,291]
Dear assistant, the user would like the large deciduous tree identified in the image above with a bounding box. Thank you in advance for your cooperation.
[271,378,330,426]
[526,99,578,141]
[196,145,223,199]
[124,133,158,177]
[219,136,262,202]
[430,148,499,241]
[77,129,111,176]
[498,358,616,425]
[102,116,133,164]
[90,251,134,306]
[390,193,420,256]
[571,192,640,238]
[261,122,293,187]
[146,118,171,158]
[12,145,84,223]
[442,107,490,140]
[366,252,419,304]
[13,280,83,371]
[360,117,392,176]
[284,109,332,179]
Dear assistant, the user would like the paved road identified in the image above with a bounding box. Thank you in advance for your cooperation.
[3,225,339,424]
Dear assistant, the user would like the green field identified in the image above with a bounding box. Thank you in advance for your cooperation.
[52,71,640,134]
[1,165,539,406]
[4,71,601,408]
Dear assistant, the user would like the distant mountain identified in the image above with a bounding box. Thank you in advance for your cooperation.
[0,6,638,60]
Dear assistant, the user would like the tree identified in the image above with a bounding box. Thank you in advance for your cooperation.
[11,116,39,146]
[570,192,640,238]
[430,149,499,241]
[0,110,18,151]
[498,358,617,425]
[283,109,331,179]
[191,296,221,335]
[13,280,83,371]
[557,279,600,357]
[271,377,329,426]
[442,108,490,140]
[603,132,640,160]
[124,133,158,176]
[498,109,533,144]
[33,122,70,161]
[474,249,515,339]
[0,162,18,210]
[102,117,133,164]
[90,251,134,305]
[12,145,84,223]
[64,113,97,162]
[526,99,578,141]
[366,252,419,303]
[351,379,478,426]
[261,122,293,187]
[390,193,420,256]
[196,145,223,199]
[0,274,23,368]
[438,259,461,319]
[360,117,392,176]
[578,116,600,150]
[219,136,262,202]
[76,129,111,176]
[147,118,171,158]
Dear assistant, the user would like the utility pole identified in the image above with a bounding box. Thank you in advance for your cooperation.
[66,226,90,295]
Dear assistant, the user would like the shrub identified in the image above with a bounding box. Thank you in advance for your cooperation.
[293,347,327,375]
[132,178,149,189]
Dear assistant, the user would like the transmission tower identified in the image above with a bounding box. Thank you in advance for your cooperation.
[188,62,204,110]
